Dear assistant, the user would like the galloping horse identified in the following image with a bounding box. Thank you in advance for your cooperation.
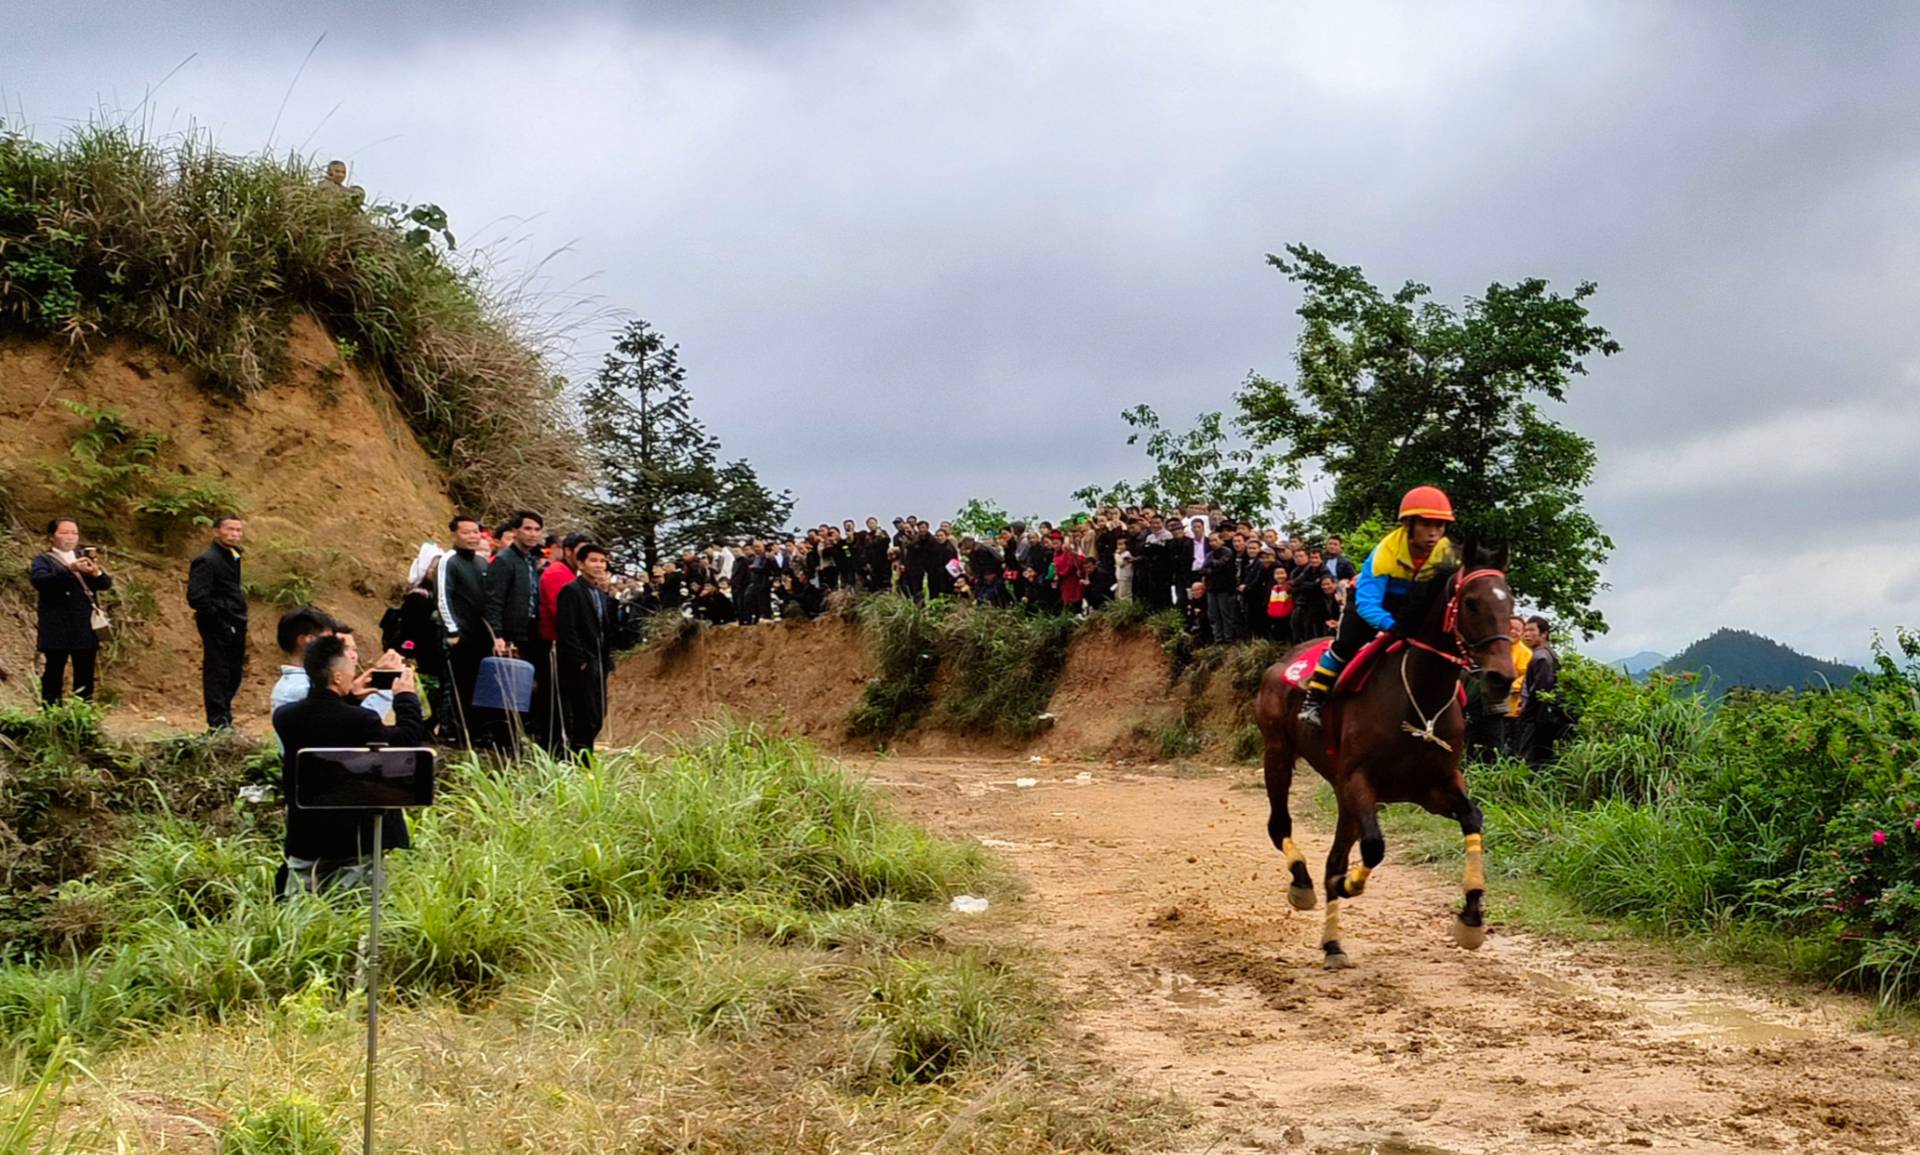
[1252,544,1518,968]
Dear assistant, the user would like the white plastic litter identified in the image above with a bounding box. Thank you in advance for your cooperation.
[1075,771,1094,783]
[949,895,991,914]
[1015,777,1039,788]
[237,785,272,805]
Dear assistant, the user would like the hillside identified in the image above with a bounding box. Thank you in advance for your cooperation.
[1617,649,1666,676]
[1659,627,1861,692]
[0,317,453,716]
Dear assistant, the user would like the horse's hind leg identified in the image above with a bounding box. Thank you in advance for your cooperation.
[1262,737,1316,910]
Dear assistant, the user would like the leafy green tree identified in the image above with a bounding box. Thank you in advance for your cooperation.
[581,319,792,571]
[951,498,1011,537]
[1237,245,1620,635]
[1072,405,1284,520]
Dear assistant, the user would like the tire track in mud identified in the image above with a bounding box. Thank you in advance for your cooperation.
[869,758,1917,1155]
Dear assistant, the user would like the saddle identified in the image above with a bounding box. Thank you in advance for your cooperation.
[1283,634,1465,768]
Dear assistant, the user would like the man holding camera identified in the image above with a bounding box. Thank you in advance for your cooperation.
[187,514,248,730]
[273,633,428,896]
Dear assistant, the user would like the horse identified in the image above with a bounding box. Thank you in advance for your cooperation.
[1251,543,1518,969]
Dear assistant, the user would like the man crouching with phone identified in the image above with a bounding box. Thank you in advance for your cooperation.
[272,633,429,897]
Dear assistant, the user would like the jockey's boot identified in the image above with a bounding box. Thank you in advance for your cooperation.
[1297,667,1334,729]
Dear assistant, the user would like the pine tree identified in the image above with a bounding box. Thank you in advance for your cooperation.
[580,319,793,571]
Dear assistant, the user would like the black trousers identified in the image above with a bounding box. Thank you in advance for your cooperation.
[198,618,247,729]
[558,664,607,754]
[444,636,487,744]
[523,637,562,754]
[41,648,98,706]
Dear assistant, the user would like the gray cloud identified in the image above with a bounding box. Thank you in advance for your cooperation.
[5,0,1918,658]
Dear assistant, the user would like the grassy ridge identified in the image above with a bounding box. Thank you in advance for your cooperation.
[0,122,579,514]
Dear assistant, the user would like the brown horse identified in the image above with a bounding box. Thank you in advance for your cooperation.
[1252,544,1518,968]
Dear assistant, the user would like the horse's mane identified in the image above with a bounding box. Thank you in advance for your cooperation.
[1400,561,1463,631]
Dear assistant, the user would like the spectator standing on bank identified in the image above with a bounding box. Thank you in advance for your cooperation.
[436,515,490,744]
[1323,536,1358,585]
[30,518,112,706]
[1518,615,1563,765]
[483,510,543,741]
[273,634,427,897]
[555,543,616,753]
[187,514,248,730]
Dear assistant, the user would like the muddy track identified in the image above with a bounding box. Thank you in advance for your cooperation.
[868,758,1916,1155]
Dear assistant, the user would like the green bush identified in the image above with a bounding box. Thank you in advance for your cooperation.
[934,605,1078,740]
[219,1095,342,1155]
[1476,631,1920,1004]
[847,595,946,740]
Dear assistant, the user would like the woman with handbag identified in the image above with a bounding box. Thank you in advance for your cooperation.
[29,518,113,706]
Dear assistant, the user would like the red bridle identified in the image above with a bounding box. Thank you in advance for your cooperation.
[1408,568,1510,668]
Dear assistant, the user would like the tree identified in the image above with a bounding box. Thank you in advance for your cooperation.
[1072,405,1285,520]
[951,498,1011,537]
[581,319,793,571]
[1237,245,1620,634]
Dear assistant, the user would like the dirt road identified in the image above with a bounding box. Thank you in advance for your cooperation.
[868,757,1917,1155]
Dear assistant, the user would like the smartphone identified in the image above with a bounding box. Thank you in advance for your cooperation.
[368,668,402,690]
[76,547,95,559]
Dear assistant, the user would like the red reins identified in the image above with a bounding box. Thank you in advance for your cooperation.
[1413,567,1510,668]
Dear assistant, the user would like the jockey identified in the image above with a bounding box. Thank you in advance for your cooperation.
[1297,485,1460,729]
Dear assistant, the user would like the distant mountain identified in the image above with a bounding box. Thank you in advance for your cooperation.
[1659,628,1862,693]
[1616,651,1667,677]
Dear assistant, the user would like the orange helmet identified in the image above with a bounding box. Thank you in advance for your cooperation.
[1398,485,1454,522]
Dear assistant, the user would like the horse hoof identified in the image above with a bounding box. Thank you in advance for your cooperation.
[1452,917,1486,951]
[1288,885,1318,911]
[1322,950,1354,971]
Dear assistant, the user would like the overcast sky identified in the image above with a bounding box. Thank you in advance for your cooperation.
[6,1,1918,661]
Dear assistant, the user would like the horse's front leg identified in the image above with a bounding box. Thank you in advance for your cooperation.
[1452,793,1487,950]
[1263,740,1316,910]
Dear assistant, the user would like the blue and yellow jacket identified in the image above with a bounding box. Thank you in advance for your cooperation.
[1352,527,1457,633]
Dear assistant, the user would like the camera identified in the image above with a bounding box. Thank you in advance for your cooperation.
[76,547,95,559]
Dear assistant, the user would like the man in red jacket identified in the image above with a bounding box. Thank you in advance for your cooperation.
[532,532,590,753]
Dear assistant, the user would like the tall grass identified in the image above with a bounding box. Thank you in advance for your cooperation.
[0,727,987,1062]
[1470,633,1920,1004]
[934,605,1079,740]
[0,122,580,514]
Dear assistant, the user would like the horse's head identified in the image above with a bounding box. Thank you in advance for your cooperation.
[1449,542,1517,698]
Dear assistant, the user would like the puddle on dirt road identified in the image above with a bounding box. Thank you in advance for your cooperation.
[1648,998,1815,1044]
[1325,1141,1464,1155]
[1523,969,1585,997]
[1153,970,1222,1008]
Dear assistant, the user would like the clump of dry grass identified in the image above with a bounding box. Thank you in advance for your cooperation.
[0,121,581,516]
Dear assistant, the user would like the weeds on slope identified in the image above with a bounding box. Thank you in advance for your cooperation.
[0,122,580,514]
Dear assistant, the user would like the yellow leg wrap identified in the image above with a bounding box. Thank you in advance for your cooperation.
[1281,837,1306,867]
[1303,667,1335,694]
[1343,864,1370,897]
[1463,834,1485,892]
[1321,897,1342,946]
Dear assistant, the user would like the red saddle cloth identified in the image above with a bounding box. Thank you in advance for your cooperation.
[1277,635,1400,693]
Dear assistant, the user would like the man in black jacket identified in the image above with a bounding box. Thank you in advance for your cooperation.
[186,514,248,729]
[485,511,543,656]
[1518,616,1566,766]
[436,515,490,743]
[555,543,616,753]
[273,634,429,896]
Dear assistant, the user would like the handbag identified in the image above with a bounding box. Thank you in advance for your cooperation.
[90,600,113,640]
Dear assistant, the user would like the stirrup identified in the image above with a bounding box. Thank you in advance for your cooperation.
[1297,692,1326,728]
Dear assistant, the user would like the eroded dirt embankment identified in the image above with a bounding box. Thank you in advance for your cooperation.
[873,756,1918,1155]
[601,618,1207,758]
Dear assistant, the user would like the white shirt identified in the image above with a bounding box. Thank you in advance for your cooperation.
[270,666,392,720]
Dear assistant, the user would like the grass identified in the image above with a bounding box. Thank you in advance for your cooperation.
[0,722,1185,1151]
[933,604,1078,740]
[0,121,581,515]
